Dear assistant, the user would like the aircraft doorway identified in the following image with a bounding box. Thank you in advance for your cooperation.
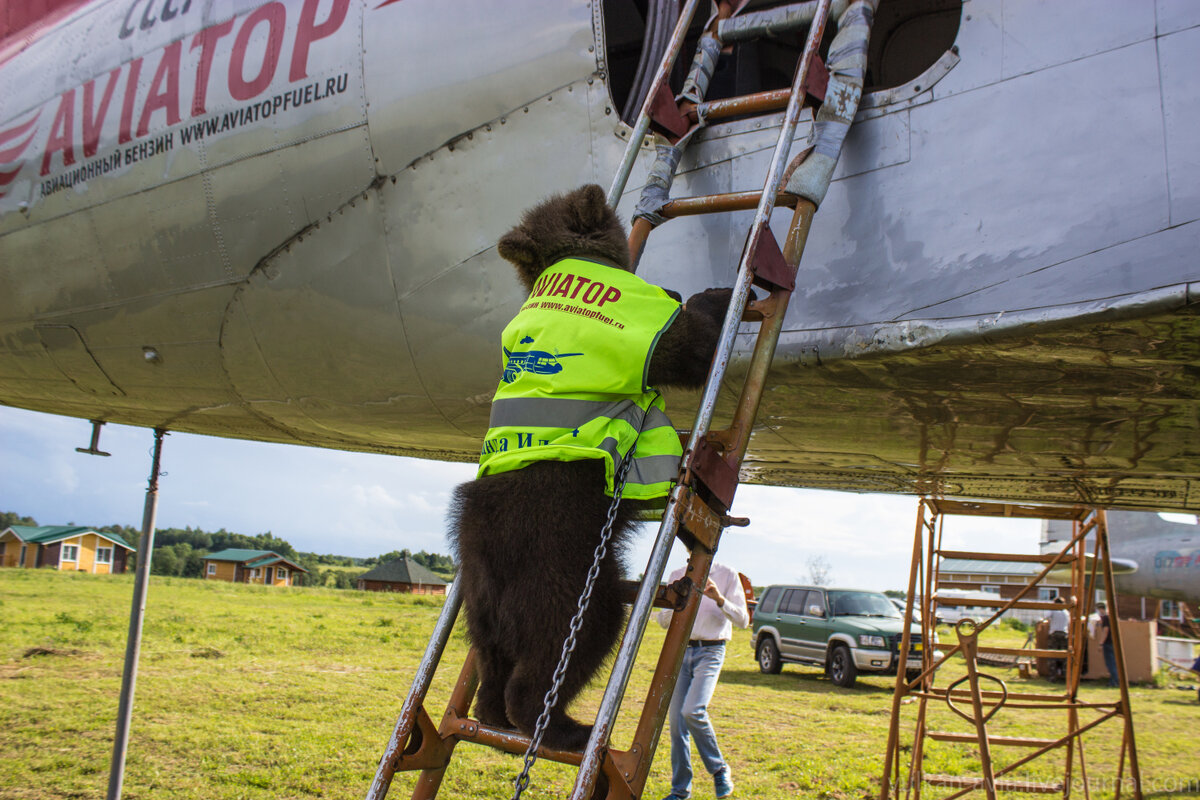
[601,0,962,125]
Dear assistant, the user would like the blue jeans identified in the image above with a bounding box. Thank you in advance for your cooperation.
[1102,641,1118,687]
[668,642,727,797]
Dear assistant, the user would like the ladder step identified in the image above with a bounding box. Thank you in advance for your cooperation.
[659,190,799,219]
[932,595,1073,611]
[450,714,584,765]
[938,550,1077,564]
[927,731,1061,748]
[928,688,1068,702]
[699,88,792,122]
[925,775,1064,793]
[977,645,1064,660]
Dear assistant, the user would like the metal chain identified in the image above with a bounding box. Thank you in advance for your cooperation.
[510,439,639,800]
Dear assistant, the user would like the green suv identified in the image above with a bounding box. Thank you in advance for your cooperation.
[751,585,926,688]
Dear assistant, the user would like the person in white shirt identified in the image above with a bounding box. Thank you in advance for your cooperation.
[655,561,750,800]
[1048,597,1070,635]
[1046,596,1070,681]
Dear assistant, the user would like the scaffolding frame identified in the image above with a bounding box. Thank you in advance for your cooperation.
[881,499,1142,800]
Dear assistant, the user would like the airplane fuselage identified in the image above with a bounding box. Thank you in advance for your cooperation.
[2,0,1199,512]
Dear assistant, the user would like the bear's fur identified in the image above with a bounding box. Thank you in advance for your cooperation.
[448,184,734,752]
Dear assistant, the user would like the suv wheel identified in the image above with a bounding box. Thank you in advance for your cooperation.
[829,643,857,688]
[757,637,782,674]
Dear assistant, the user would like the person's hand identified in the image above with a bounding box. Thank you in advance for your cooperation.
[703,578,725,608]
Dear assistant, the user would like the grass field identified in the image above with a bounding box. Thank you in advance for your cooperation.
[2,570,1197,800]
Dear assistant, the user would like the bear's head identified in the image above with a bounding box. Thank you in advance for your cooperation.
[497,184,631,291]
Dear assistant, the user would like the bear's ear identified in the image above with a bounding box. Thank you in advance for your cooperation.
[570,184,610,232]
[498,229,542,285]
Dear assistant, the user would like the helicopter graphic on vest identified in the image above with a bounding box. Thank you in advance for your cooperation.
[502,337,583,384]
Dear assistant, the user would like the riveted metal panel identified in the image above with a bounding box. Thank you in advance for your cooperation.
[0,200,107,315]
[363,0,597,174]
[221,181,446,450]
[1159,25,1200,226]
[1156,0,1200,35]
[926,2,1002,98]
[387,76,603,431]
[787,39,1168,332]
[90,172,227,297]
[999,0,1155,79]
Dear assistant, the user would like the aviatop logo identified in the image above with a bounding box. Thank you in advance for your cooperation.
[502,337,582,384]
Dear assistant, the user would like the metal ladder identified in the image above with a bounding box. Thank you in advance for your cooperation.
[881,500,1143,800]
[366,1,876,796]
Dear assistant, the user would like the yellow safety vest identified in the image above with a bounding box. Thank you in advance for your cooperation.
[478,258,683,499]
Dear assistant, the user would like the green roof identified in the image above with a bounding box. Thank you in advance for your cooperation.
[244,553,306,572]
[359,556,447,586]
[4,525,135,551]
[204,549,306,572]
[204,548,276,563]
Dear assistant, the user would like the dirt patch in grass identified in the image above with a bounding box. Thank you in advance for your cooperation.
[22,646,84,658]
[190,646,224,659]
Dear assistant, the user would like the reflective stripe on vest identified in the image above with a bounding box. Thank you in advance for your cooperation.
[478,258,683,499]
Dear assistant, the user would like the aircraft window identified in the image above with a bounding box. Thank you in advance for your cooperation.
[602,0,961,125]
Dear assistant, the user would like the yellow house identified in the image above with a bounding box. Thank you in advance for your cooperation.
[0,526,135,573]
[201,549,306,586]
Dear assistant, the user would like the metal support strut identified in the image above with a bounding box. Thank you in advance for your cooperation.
[107,428,167,800]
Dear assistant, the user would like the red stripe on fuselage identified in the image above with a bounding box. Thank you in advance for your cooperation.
[0,0,96,69]
[0,110,41,147]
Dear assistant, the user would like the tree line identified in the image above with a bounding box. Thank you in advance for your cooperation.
[1,511,455,586]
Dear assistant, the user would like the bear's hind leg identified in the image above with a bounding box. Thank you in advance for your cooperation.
[504,660,594,752]
[473,644,514,729]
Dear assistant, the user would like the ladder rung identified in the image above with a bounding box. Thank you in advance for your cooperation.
[932,595,1073,611]
[928,688,1068,702]
[938,550,1077,564]
[977,645,1064,660]
[699,88,792,122]
[449,714,584,765]
[927,731,1061,748]
[925,775,1064,793]
[659,191,799,218]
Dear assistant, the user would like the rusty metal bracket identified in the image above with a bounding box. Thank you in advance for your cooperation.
[688,438,739,511]
[806,51,829,102]
[648,83,690,141]
[664,577,694,612]
[749,227,796,292]
[391,706,452,772]
[677,482,727,550]
[607,746,644,800]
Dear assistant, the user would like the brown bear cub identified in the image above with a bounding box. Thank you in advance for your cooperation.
[448,184,734,752]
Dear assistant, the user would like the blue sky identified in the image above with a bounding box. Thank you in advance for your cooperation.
[0,405,1045,589]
